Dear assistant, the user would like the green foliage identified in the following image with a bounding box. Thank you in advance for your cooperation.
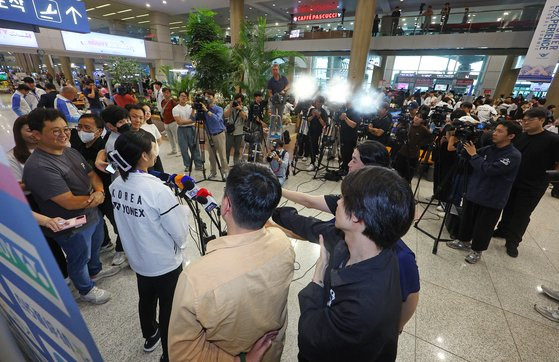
[105,57,144,85]
[184,9,223,58]
[193,41,233,95]
[160,65,197,96]
[231,17,302,97]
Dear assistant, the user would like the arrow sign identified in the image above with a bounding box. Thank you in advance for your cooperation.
[65,6,82,25]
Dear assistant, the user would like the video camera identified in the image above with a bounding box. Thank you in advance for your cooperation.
[266,140,282,162]
[193,95,210,112]
[271,92,285,105]
[446,119,486,143]
[430,105,453,127]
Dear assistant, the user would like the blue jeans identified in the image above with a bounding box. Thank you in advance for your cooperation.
[177,126,203,169]
[53,212,104,295]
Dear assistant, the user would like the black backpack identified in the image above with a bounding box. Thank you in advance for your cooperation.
[280,150,289,180]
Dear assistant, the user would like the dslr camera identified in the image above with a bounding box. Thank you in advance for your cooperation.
[193,95,210,112]
[271,92,285,105]
[448,120,485,143]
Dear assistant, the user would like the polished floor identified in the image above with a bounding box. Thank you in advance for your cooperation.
[67,136,559,362]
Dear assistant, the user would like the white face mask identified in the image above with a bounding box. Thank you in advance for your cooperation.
[78,130,96,143]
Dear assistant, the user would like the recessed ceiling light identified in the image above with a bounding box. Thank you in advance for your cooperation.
[86,7,95,11]
[102,12,116,16]
[146,3,151,8]
[87,17,91,19]
[117,9,132,13]
[96,4,110,8]
[122,16,134,20]
[272,3,276,6]
[275,22,278,25]
[169,21,182,24]
[162,0,167,3]
[137,13,149,17]
[138,20,150,23]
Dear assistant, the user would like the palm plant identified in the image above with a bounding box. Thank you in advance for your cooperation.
[160,65,197,96]
[230,17,302,97]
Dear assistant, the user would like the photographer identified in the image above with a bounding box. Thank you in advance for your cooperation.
[306,96,329,171]
[267,63,289,117]
[109,131,189,362]
[367,102,392,146]
[447,121,522,264]
[294,99,312,161]
[338,101,361,175]
[394,112,433,183]
[246,91,268,161]
[267,140,289,185]
[224,93,248,166]
[196,90,229,179]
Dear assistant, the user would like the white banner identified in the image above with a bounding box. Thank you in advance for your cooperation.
[0,28,38,48]
[518,0,559,82]
[61,31,147,58]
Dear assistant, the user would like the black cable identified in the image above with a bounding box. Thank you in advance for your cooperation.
[292,260,318,283]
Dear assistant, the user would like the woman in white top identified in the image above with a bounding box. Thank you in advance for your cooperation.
[108,131,188,361]
[126,103,165,172]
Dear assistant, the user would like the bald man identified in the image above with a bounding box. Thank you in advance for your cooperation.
[55,86,82,125]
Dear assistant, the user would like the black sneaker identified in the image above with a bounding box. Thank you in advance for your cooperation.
[506,244,519,258]
[160,354,169,362]
[144,328,160,352]
[492,229,506,239]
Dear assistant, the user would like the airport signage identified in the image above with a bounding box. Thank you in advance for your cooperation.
[518,0,559,82]
[61,31,147,58]
[0,149,101,361]
[293,12,342,22]
[0,0,89,33]
[456,79,474,86]
[0,27,38,48]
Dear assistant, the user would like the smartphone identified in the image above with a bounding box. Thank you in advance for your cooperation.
[58,215,87,231]
[105,163,116,174]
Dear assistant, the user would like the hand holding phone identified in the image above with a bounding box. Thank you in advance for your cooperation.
[58,215,87,231]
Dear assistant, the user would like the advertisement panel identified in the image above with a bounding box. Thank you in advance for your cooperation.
[61,31,147,58]
[0,149,102,361]
[0,28,38,48]
[518,0,559,82]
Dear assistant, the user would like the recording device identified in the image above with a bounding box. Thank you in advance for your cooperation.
[105,163,116,174]
[445,120,486,143]
[149,170,200,199]
[430,106,453,127]
[58,215,87,231]
[232,101,239,108]
[196,188,219,212]
[193,95,210,112]
[271,92,285,105]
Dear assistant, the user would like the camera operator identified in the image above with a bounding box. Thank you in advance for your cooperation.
[267,63,289,117]
[338,101,361,175]
[306,96,329,171]
[450,101,473,120]
[246,91,268,161]
[394,112,433,183]
[447,121,522,264]
[367,102,392,146]
[224,93,248,166]
[294,99,313,161]
[196,90,229,179]
[267,140,289,185]
[494,108,559,257]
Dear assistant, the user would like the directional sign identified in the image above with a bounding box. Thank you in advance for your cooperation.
[0,0,89,33]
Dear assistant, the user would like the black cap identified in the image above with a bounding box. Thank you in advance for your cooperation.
[23,77,35,84]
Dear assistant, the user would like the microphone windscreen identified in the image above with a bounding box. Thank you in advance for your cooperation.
[173,174,184,189]
[197,188,210,197]
[183,180,196,191]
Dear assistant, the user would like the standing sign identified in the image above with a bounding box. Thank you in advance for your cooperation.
[0,0,89,33]
[518,0,559,82]
[0,149,102,361]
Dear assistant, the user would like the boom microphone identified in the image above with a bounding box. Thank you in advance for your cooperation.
[196,188,219,212]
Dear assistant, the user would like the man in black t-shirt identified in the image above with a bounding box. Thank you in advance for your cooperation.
[83,80,104,116]
[367,102,392,146]
[306,96,329,171]
[494,108,559,257]
[339,101,361,174]
[267,63,289,117]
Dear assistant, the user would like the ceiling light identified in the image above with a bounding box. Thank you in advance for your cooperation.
[170,26,180,29]
[146,3,151,8]
[227,27,230,30]
[497,18,501,21]
[86,7,95,11]
[136,14,149,17]
[350,22,354,25]
[96,4,110,9]
[87,16,91,19]
[275,22,278,25]
[503,12,509,15]
[272,3,276,6]
[162,0,167,3]
[122,16,134,20]
[117,9,132,13]
[138,20,150,23]
[249,7,252,10]
[169,21,182,24]
[103,12,116,16]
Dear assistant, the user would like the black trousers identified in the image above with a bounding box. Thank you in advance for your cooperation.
[458,199,502,252]
[297,134,311,158]
[136,265,182,359]
[339,137,356,173]
[309,129,321,165]
[495,187,546,247]
[98,194,123,252]
[394,154,418,183]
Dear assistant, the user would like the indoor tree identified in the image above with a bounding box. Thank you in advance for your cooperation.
[104,56,145,85]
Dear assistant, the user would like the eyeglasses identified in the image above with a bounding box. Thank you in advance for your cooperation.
[51,127,71,137]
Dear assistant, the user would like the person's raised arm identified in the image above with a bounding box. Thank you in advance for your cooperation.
[281,188,330,212]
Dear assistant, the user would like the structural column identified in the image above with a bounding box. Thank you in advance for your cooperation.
[84,58,95,77]
[546,74,559,118]
[230,0,244,46]
[149,11,170,43]
[44,54,55,76]
[347,0,376,91]
[15,53,31,74]
[371,56,386,89]
[59,56,73,84]
[494,55,520,98]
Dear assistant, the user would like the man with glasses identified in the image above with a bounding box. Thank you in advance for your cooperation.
[494,108,559,257]
[23,108,120,304]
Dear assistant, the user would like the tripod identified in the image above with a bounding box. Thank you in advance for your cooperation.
[291,117,310,176]
[313,124,340,179]
[241,124,268,163]
[414,155,469,254]
[188,113,226,183]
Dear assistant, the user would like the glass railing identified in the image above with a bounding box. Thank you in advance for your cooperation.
[88,17,154,41]
[265,5,543,41]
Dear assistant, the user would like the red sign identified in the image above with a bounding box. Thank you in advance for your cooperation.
[483,89,492,95]
[293,12,342,22]
[456,79,474,86]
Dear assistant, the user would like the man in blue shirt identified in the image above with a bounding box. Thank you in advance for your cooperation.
[198,90,229,179]
[11,84,31,116]
[55,86,82,126]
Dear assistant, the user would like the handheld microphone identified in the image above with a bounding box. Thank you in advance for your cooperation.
[196,188,219,213]
[180,176,200,200]
[149,170,175,184]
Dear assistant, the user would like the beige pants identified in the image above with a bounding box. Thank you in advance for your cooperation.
[206,131,229,174]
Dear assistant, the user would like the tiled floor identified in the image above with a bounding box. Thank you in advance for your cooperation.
[61,136,559,361]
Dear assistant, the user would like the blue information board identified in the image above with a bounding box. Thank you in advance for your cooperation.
[0,149,102,361]
[0,0,89,33]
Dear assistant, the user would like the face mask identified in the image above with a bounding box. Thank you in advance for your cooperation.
[78,130,96,143]
[117,123,131,134]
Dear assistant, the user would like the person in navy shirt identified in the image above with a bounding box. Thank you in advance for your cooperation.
[447,120,522,263]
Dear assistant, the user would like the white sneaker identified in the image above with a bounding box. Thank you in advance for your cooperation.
[306,164,315,171]
[91,265,121,282]
[81,286,111,304]
[301,157,307,162]
[112,251,126,266]
[436,205,444,212]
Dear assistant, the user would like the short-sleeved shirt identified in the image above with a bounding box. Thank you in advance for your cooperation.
[113,94,136,108]
[161,98,177,124]
[367,114,393,145]
[70,129,111,186]
[225,105,248,136]
[172,104,194,127]
[267,75,289,95]
[340,108,361,141]
[83,88,103,109]
[513,130,559,192]
[22,147,99,237]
